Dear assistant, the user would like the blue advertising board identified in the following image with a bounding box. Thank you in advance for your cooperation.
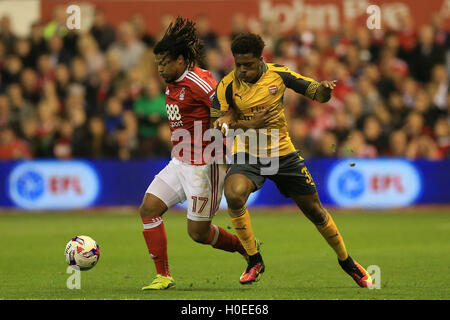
[0,158,448,210]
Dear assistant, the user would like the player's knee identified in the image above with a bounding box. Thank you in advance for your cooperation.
[224,185,248,209]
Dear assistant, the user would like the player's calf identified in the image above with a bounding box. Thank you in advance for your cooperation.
[292,192,327,225]
[187,220,212,244]
[189,222,248,258]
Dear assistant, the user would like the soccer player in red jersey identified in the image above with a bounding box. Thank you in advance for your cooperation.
[139,17,248,290]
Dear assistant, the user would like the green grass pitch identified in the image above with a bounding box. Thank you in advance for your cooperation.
[1,208,449,300]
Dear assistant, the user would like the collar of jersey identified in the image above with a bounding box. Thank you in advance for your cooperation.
[175,68,190,83]
[236,62,268,86]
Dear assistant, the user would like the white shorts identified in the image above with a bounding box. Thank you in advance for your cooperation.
[146,158,227,221]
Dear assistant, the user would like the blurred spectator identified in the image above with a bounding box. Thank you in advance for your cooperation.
[88,67,114,114]
[196,15,218,49]
[43,6,68,39]
[230,13,247,39]
[363,115,389,154]
[69,105,89,157]
[53,118,73,159]
[316,131,338,157]
[0,125,31,159]
[406,135,443,160]
[54,63,71,102]
[108,22,145,72]
[429,64,448,110]
[70,57,89,86]
[20,68,40,105]
[105,50,125,85]
[148,123,172,158]
[331,110,351,144]
[205,48,227,81]
[344,93,364,129]
[289,117,316,159]
[15,37,34,69]
[130,13,155,48]
[126,66,144,101]
[433,118,450,157]
[104,96,124,134]
[134,77,166,141]
[85,115,112,158]
[110,124,138,161]
[2,55,23,84]
[29,22,47,63]
[0,15,17,52]
[373,102,393,135]
[36,54,55,90]
[90,9,116,51]
[403,112,426,140]
[388,129,408,157]
[413,88,445,128]
[19,116,40,157]
[407,24,445,83]
[7,83,35,129]
[387,91,408,129]
[36,101,58,157]
[339,130,377,158]
[77,34,105,76]
[47,34,72,67]
[0,94,11,127]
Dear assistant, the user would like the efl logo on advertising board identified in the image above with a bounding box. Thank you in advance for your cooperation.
[8,161,100,209]
[327,160,421,208]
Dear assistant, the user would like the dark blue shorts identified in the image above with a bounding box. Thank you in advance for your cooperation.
[226,152,317,198]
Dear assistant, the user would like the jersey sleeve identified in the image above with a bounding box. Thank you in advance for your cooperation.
[273,65,321,100]
[211,77,234,118]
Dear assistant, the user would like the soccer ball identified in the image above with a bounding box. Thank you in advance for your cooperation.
[65,235,100,271]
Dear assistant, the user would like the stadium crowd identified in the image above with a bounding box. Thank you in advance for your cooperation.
[0,7,449,160]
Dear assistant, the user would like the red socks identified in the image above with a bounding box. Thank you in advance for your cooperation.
[142,216,170,277]
[207,224,247,256]
[142,217,246,278]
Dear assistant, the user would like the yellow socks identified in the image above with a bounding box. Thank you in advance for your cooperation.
[315,212,349,261]
[229,206,348,261]
[229,206,258,256]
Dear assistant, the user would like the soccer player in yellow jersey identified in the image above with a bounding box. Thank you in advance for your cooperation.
[212,33,373,288]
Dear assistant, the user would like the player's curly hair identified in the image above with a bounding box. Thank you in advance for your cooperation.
[153,16,205,68]
[231,33,265,58]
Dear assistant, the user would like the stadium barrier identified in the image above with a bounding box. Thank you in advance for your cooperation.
[0,158,448,210]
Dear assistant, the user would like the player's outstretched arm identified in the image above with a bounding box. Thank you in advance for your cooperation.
[314,80,337,103]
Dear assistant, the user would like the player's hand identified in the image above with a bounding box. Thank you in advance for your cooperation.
[213,117,233,135]
[251,106,279,128]
[315,80,337,103]
[320,80,337,90]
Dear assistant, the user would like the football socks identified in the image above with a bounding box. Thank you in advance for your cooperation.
[229,206,259,256]
[142,216,171,277]
[315,211,349,261]
[208,224,247,256]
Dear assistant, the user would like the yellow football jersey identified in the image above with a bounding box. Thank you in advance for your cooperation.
[212,62,321,157]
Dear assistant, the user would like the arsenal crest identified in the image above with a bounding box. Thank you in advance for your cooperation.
[268,85,278,95]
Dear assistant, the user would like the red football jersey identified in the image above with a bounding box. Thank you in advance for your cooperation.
[165,67,217,165]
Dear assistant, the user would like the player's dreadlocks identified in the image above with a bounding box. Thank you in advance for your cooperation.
[153,16,205,68]
[231,33,265,58]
